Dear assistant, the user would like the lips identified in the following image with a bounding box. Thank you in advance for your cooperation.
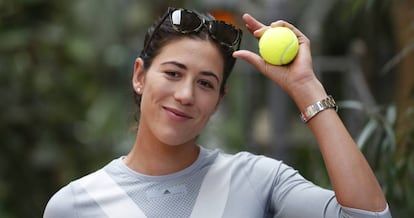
[163,106,193,120]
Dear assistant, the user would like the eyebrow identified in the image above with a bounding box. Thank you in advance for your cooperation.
[161,61,220,84]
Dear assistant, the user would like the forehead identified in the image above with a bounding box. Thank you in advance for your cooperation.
[152,38,224,77]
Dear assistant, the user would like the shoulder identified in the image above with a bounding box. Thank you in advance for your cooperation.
[43,170,104,218]
[218,150,308,188]
[222,150,283,171]
[43,183,77,218]
[43,159,120,218]
[215,150,286,181]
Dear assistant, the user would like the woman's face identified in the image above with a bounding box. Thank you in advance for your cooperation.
[133,38,225,146]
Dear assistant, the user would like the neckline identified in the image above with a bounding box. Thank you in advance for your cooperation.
[116,146,216,181]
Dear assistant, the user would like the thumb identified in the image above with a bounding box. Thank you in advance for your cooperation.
[233,50,282,79]
[233,50,266,73]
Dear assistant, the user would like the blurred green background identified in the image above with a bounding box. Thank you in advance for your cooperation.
[1,0,413,217]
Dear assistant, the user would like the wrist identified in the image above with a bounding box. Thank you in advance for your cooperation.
[289,79,328,112]
[300,95,338,123]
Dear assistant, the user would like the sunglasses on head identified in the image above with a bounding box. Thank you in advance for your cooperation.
[142,7,242,56]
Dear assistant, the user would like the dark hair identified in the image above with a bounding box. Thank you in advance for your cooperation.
[133,8,241,110]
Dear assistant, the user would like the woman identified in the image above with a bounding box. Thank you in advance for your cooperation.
[44,7,391,218]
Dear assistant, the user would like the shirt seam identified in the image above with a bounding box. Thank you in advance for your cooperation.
[69,182,80,218]
[240,156,276,213]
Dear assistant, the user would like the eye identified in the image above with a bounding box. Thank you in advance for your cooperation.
[198,79,215,90]
[164,71,181,78]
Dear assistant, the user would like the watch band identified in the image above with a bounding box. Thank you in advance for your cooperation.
[300,95,338,123]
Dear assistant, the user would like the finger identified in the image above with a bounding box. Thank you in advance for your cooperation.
[233,50,282,79]
[253,26,271,39]
[242,13,266,34]
[270,20,309,44]
[233,50,263,70]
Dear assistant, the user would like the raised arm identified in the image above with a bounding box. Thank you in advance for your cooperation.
[233,13,387,212]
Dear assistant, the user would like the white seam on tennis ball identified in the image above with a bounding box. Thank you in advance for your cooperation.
[279,30,296,65]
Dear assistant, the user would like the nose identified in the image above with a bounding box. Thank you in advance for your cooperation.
[174,80,195,105]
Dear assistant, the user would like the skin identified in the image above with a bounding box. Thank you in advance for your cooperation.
[125,13,387,212]
[233,14,387,212]
[125,38,225,176]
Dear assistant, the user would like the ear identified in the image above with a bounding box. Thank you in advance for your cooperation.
[132,58,146,94]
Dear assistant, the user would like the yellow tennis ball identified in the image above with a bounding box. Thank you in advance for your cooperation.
[259,27,299,65]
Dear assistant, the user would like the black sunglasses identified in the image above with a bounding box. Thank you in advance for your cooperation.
[142,7,242,56]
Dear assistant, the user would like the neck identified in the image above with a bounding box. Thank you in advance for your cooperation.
[124,128,200,176]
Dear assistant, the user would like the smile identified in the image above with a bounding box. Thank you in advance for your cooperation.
[163,106,194,120]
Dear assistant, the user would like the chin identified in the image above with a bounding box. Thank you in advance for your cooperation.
[157,132,197,147]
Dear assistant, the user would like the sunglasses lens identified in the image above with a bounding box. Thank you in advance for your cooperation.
[171,9,203,33]
[209,22,240,47]
[169,8,241,50]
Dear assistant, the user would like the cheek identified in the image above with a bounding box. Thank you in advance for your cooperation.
[140,84,164,112]
[199,96,221,118]
[142,74,170,98]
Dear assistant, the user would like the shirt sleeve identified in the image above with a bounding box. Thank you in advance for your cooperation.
[341,205,391,217]
[269,161,392,218]
[43,184,77,218]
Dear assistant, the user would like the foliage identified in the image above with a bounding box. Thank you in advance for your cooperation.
[1,0,413,217]
[0,0,147,217]
[338,101,414,216]
[320,0,414,216]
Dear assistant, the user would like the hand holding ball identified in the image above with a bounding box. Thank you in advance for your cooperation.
[259,27,299,65]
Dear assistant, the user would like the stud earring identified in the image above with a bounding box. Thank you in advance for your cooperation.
[136,87,141,94]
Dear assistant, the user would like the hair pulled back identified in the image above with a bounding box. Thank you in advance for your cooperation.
[134,8,240,111]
